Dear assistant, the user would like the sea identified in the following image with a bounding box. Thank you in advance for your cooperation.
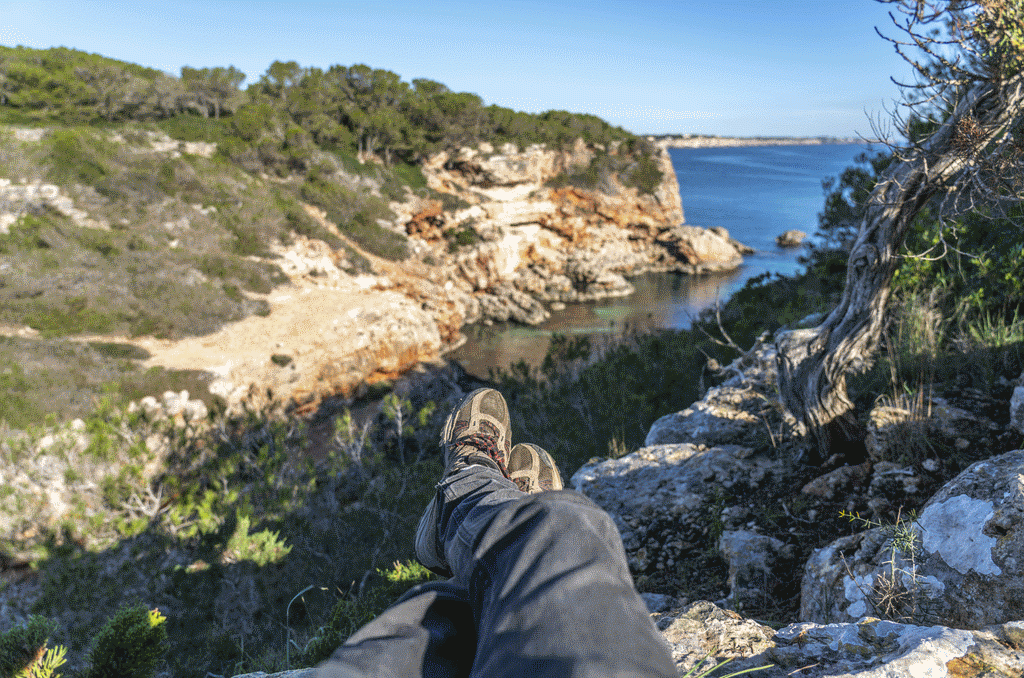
[448,142,874,377]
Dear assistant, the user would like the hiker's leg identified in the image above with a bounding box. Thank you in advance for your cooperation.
[439,468,677,678]
[316,580,475,678]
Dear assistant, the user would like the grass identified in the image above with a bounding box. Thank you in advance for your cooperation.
[3,394,447,677]
[0,335,220,430]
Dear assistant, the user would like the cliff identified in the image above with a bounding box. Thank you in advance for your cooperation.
[408,139,747,306]
[0,127,748,416]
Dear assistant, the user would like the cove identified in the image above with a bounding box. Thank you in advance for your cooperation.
[448,142,873,378]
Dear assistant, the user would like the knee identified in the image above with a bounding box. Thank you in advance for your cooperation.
[514,489,621,544]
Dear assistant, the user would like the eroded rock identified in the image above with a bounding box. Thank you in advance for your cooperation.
[801,450,1024,628]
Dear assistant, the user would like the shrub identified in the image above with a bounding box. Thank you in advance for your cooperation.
[81,605,169,678]
[624,152,663,195]
[47,128,112,185]
[0,616,65,678]
[300,177,407,260]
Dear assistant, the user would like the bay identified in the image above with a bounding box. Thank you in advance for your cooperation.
[448,142,874,377]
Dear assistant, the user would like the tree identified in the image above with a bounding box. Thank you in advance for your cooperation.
[180,65,245,118]
[775,0,1024,463]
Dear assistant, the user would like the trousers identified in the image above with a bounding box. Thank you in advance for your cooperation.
[316,463,677,678]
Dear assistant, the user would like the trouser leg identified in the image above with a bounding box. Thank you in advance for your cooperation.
[320,465,675,678]
[438,465,676,678]
[316,580,475,678]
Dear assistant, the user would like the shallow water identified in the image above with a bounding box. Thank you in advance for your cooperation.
[449,143,873,378]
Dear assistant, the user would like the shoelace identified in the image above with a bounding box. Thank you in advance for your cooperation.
[446,433,510,478]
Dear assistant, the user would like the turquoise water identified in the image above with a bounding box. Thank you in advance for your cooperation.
[449,142,873,377]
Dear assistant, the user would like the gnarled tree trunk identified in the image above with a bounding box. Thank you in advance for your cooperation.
[775,74,1024,464]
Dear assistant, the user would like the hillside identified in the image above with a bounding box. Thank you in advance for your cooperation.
[0,46,752,428]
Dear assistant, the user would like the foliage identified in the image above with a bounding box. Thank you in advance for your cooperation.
[0,616,64,678]
[681,650,772,678]
[80,605,168,678]
[839,509,929,622]
[299,176,407,260]
[299,559,435,666]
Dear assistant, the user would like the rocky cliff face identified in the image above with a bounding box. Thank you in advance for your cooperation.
[0,129,748,414]
[201,139,750,411]
[394,140,747,328]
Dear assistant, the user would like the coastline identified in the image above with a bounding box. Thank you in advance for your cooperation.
[651,134,865,149]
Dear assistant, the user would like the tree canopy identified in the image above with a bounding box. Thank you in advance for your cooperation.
[0,46,642,166]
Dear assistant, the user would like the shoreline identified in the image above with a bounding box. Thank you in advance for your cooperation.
[651,134,866,149]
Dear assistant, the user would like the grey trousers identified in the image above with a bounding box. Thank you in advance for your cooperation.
[316,464,676,678]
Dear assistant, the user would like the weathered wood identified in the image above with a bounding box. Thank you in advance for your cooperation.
[775,74,1024,463]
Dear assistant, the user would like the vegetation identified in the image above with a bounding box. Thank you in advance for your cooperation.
[2,33,1023,677]
[775,0,1024,461]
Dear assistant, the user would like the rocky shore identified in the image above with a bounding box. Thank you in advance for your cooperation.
[217,139,751,411]
[0,131,751,415]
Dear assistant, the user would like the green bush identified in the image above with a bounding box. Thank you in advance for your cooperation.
[81,605,169,678]
[625,153,663,195]
[0,616,64,678]
[300,177,407,260]
[46,128,112,185]
[23,296,116,338]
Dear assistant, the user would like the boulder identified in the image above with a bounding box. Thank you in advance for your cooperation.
[658,601,1024,678]
[645,343,786,448]
[572,442,782,573]
[659,600,776,671]
[658,225,744,273]
[719,530,796,613]
[775,229,807,248]
[801,450,1024,628]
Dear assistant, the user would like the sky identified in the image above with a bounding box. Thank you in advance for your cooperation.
[0,0,918,137]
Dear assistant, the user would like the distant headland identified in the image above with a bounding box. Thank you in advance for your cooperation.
[649,134,865,149]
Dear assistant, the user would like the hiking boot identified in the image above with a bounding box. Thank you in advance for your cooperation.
[508,443,563,493]
[415,387,513,576]
[439,387,513,475]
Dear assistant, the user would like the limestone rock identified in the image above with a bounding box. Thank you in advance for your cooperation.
[801,450,1024,628]
[572,442,781,573]
[775,229,807,248]
[412,141,746,311]
[801,462,873,501]
[719,530,796,612]
[659,600,776,672]
[657,225,744,273]
[645,344,783,448]
[656,601,1024,678]
[1011,381,1024,436]
[762,617,1024,678]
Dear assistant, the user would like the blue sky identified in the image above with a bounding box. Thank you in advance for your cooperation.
[2,0,915,137]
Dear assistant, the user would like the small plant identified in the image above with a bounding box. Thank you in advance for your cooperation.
[221,512,293,566]
[0,616,67,678]
[81,605,169,678]
[840,508,928,623]
[682,648,772,678]
[299,560,435,667]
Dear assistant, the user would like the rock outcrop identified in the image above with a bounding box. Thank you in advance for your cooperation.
[775,229,807,248]
[802,450,1024,629]
[403,141,747,315]
[569,336,1024,676]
